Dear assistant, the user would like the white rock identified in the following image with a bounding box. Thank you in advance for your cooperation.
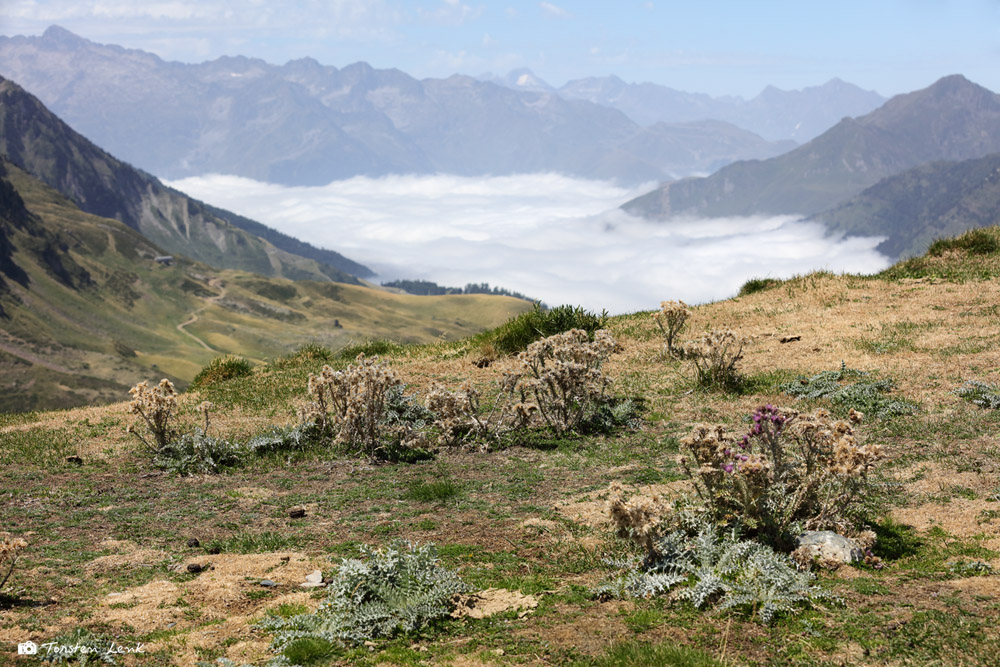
[300,569,325,588]
[796,530,864,563]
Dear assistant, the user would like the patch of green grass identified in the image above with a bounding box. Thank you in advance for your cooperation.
[338,339,406,360]
[204,531,303,554]
[267,603,310,619]
[737,277,782,297]
[282,636,339,665]
[880,609,995,663]
[405,480,460,503]
[854,321,930,356]
[871,518,923,560]
[622,607,665,633]
[850,579,890,596]
[878,227,1000,282]
[0,427,77,467]
[928,228,999,257]
[477,303,607,355]
[739,368,799,395]
[577,640,725,667]
[190,355,255,389]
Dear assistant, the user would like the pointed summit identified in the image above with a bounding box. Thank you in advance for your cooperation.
[40,25,88,49]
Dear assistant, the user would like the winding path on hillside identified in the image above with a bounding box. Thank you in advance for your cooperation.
[0,337,74,374]
[176,278,226,351]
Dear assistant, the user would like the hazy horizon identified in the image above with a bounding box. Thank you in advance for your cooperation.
[3,2,998,98]
[167,172,892,313]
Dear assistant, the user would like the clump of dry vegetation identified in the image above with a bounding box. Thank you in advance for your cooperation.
[653,299,691,357]
[303,354,428,461]
[511,328,617,435]
[127,378,179,452]
[683,329,749,391]
[0,533,28,592]
[680,406,883,549]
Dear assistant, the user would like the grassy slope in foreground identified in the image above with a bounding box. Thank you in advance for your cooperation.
[1,226,999,664]
[0,165,532,412]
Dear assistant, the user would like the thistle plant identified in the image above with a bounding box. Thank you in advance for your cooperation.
[510,328,617,435]
[127,378,179,453]
[653,300,691,357]
[679,406,883,550]
[425,379,533,450]
[597,518,836,624]
[683,330,748,391]
[259,541,468,650]
[0,533,28,591]
[303,355,426,461]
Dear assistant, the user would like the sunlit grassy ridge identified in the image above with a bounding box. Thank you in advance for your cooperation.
[0,166,532,411]
[1,227,1000,665]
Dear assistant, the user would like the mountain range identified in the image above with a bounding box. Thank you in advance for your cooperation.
[551,74,884,143]
[0,26,824,186]
[622,74,1000,257]
[0,75,370,280]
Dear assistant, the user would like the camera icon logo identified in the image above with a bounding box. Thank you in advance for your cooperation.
[17,641,38,655]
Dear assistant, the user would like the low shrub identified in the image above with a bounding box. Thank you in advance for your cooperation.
[737,277,782,297]
[679,406,883,550]
[259,541,468,649]
[190,355,254,389]
[512,329,617,435]
[425,379,532,450]
[153,428,244,475]
[154,422,319,476]
[486,304,607,355]
[928,228,999,256]
[244,422,319,455]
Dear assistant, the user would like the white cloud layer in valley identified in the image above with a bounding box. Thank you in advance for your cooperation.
[166,173,892,314]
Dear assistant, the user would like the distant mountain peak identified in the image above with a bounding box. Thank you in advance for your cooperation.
[41,25,88,48]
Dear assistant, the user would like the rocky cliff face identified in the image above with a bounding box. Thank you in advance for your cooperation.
[0,76,370,280]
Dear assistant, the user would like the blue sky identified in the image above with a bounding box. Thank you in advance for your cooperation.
[1,0,998,98]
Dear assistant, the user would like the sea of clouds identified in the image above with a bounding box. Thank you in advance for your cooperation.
[166,173,892,314]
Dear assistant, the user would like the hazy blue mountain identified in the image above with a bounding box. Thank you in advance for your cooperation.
[558,75,885,142]
[0,75,371,280]
[622,75,1000,222]
[0,26,794,186]
[813,152,1000,259]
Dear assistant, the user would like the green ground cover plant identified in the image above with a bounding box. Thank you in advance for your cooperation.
[955,380,1000,409]
[782,364,919,418]
[259,542,467,654]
